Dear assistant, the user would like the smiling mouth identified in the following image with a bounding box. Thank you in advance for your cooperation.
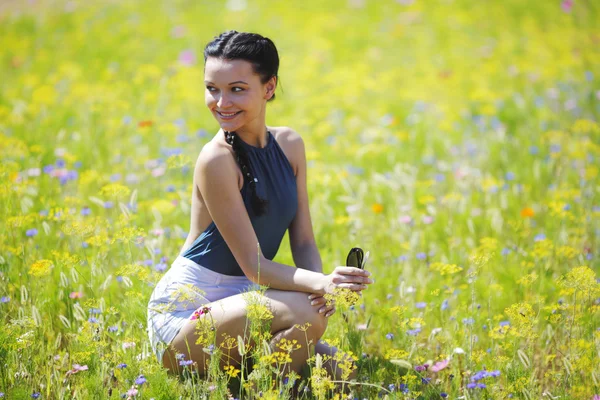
[216,111,242,118]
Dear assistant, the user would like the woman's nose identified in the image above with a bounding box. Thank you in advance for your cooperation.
[216,94,231,108]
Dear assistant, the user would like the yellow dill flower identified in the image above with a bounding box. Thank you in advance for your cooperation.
[246,303,274,321]
[50,251,80,268]
[99,183,131,199]
[516,272,538,286]
[571,119,600,134]
[441,192,463,204]
[323,287,360,309]
[334,215,351,225]
[385,348,409,360]
[29,259,53,277]
[224,364,240,378]
[558,266,598,297]
[429,262,463,276]
[79,170,103,187]
[150,199,176,214]
[169,284,207,306]
[310,365,334,399]
[504,302,537,338]
[417,195,436,205]
[277,338,302,352]
[273,351,293,364]
[113,226,145,243]
[555,245,578,259]
[408,317,425,329]
[31,85,56,104]
[220,334,238,350]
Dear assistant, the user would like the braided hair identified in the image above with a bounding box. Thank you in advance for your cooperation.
[205,31,279,217]
[223,130,269,216]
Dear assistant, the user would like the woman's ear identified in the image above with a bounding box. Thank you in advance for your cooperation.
[264,76,277,100]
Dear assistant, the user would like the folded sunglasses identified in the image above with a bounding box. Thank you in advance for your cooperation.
[346,247,369,269]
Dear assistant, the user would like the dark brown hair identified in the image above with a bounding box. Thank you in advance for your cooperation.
[205,31,279,216]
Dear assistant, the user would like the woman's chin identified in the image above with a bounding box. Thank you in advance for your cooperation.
[218,121,242,132]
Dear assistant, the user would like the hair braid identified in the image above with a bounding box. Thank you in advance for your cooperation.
[224,131,269,216]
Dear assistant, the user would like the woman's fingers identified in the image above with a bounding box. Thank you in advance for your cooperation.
[309,296,326,306]
[332,274,373,285]
[336,283,368,291]
[319,304,335,317]
[335,266,371,276]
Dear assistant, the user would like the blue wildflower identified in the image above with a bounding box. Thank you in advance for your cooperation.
[135,375,147,385]
[386,333,394,340]
[441,299,449,310]
[26,229,38,237]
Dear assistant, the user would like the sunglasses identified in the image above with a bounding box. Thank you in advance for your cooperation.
[346,247,369,269]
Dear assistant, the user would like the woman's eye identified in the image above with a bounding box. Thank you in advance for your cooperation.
[206,86,217,92]
[232,87,244,92]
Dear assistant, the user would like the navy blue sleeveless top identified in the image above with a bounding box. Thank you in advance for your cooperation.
[181,131,298,276]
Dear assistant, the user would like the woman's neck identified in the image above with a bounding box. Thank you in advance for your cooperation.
[233,119,269,148]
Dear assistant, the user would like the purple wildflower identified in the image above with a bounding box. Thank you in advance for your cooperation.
[407,328,421,336]
[466,383,476,389]
[26,229,38,237]
[415,302,427,309]
[117,363,127,369]
[0,297,9,303]
[416,252,427,260]
[179,359,194,366]
[386,333,394,340]
[135,375,146,385]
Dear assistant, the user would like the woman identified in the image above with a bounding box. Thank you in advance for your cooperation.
[147,31,373,378]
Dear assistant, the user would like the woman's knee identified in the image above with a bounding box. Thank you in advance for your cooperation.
[265,290,327,338]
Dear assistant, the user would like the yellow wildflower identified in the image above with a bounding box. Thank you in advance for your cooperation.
[29,259,53,277]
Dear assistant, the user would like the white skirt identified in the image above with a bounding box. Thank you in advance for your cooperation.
[147,255,255,362]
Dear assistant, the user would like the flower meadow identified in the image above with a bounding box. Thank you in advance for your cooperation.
[1,0,599,398]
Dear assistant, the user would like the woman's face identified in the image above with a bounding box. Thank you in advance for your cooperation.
[204,57,274,133]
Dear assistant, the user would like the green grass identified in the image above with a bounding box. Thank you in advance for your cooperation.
[0,0,599,398]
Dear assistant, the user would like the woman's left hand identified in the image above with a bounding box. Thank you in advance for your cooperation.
[308,293,336,318]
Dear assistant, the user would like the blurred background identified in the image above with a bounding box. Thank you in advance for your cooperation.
[1,0,600,398]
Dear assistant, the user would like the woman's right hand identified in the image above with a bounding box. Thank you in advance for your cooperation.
[321,266,373,294]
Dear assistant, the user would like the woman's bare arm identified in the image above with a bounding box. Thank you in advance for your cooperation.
[195,142,369,295]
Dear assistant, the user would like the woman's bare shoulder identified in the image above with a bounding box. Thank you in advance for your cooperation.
[194,132,234,173]
[271,126,302,143]
[270,126,305,175]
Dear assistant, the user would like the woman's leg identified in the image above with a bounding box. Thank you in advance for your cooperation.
[314,341,358,381]
[162,289,327,375]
